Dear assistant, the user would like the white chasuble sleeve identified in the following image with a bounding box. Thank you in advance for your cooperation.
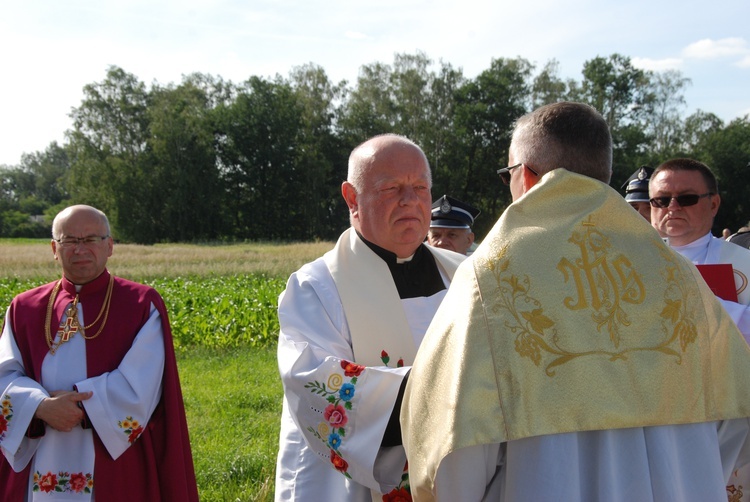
[0,309,46,471]
[74,302,165,460]
[278,262,409,493]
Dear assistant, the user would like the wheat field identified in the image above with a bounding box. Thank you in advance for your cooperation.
[0,239,334,281]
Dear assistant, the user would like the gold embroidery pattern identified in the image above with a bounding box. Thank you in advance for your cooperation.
[557,216,645,348]
[482,220,698,376]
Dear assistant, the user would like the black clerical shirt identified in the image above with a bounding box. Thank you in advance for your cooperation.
[358,233,446,299]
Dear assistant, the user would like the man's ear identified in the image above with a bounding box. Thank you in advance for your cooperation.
[342,181,358,213]
[522,164,540,192]
[710,193,721,217]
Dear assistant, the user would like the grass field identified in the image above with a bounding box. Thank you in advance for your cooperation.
[0,239,334,501]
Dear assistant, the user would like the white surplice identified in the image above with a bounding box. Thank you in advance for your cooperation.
[275,254,451,501]
[671,232,750,499]
[0,300,165,501]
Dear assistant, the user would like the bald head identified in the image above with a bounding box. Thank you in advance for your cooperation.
[342,134,433,258]
[51,205,113,284]
[52,205,110,240]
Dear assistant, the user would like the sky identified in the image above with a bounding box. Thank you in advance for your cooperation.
[1,0,748,166]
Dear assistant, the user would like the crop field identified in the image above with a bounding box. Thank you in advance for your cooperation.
[0,239,334,501]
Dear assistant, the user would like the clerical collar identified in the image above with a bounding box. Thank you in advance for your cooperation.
[61,270,111,298]
[356,232,445,299]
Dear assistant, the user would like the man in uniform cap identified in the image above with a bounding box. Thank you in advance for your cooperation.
[427,195,481,255]
[621,165,653,221]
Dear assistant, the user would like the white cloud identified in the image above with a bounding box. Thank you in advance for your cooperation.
[345,31,368,40]
[682,37,749,60]
[736,55,750,69]
[631,57,683,71]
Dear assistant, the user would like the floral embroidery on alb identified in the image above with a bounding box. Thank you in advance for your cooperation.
[304,360,365,478]
[0,394,12,442]
[118,416,144,444]
[380,350,404,368]
[33,471,94,494]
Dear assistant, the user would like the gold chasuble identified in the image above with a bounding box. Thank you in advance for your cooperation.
[402,169,750,500]
[324,228,464,366]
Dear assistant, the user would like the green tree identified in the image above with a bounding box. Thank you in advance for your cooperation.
[530,59,570,108]
[451,57,532,239]
[647,70,692,157]
[690,116,750,233]
[67,66,155,242]
[149,79,225,241]
[338,61,397,143]
[288,63,349,239]
[575,54,654,186]
[216,76,303,239]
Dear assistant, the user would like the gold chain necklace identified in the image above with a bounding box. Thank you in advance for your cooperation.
[45,275,114,354]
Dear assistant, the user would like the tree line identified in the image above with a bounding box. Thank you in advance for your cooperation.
[1,52,749,244]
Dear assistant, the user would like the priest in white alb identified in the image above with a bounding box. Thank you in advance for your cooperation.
[274,134,465,501]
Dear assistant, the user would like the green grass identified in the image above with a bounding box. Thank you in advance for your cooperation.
[179,346,281,502]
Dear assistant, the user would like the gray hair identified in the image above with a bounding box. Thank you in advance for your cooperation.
[510,102,613,184]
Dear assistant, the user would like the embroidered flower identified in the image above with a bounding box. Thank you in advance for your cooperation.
[38,472,57,493]
[305,360,367,479]
[338,383,355,401]
[69,472,88,493]
[118,416,144,444]
[383,487,412,501]
[0,394,12,440]
[324,404,348,427]
[33,471,93,494]
[328,432,342,449]
[380,350,404,367]
[330,450,349,472]
[383,460,412,501]
[341,360,365,377]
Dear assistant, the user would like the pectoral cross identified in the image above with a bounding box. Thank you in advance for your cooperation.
[57,304,80,343]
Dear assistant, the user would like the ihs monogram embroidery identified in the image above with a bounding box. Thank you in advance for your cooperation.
[557,215,645,348]
[481,216,698,376]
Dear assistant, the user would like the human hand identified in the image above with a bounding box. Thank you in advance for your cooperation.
[34,390,93,432]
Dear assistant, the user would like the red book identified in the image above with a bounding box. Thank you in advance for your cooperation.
[696,264,738,302]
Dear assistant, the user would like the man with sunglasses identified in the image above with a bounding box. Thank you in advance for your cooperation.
[402,102,750,501]
[649,158,750,308]
[650,158,750,498]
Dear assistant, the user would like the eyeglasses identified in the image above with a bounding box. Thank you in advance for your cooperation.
[496,163,540,185]
[648,193,714,208]
[55,235,110,248]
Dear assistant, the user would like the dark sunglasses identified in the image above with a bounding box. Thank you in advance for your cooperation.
[496,163,540,185]
[649,192,714,208]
